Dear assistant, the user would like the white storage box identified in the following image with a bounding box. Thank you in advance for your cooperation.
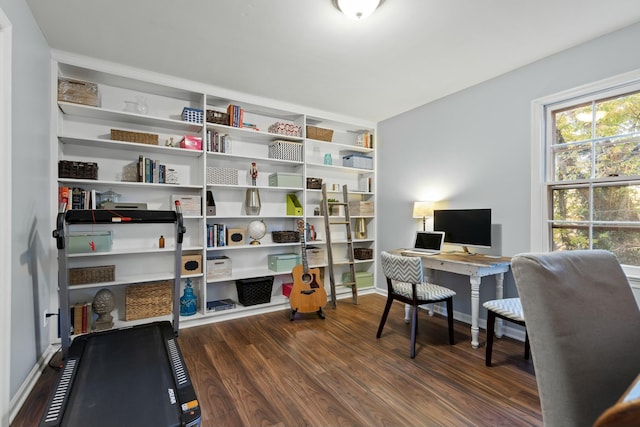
[343,154,373,170]
[268,140,303,162]
[207,256,232,280]
[207,167,238,185]
[349,201,374,216]
[268,172,303,188]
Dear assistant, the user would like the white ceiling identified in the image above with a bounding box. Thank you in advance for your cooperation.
[25,0,640,123]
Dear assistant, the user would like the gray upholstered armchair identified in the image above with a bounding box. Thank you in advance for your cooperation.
[512,250,640,427]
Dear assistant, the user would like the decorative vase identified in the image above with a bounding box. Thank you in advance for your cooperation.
[355,217,367,239]
[180,278,197,316]
[245,188,261,215]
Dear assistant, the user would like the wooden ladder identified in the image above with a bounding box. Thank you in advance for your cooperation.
[321,183,358,307]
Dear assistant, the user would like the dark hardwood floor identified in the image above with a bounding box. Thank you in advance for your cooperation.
[12,294,541,426]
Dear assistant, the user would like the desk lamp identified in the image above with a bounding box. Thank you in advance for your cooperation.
[412,201,433,231]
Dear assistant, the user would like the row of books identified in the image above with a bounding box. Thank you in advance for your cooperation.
[206,129,232,153]
[358,131,374,149]
[227,104,244,128]
[70,302,94,335]
[207,223,228,247]
[137,155,168,183]
[59,186,97,211]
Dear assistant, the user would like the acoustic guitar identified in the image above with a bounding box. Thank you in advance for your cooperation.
[289,219,327,320]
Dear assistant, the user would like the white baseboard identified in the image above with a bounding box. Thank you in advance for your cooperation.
[9,344,59,424]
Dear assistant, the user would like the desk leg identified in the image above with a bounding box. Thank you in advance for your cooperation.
[470,275,481,348]
[495,272,505,338]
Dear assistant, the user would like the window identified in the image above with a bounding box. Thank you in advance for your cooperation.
[532,70,640,275]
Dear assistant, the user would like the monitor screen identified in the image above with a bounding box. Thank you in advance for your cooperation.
[433,208,492,251]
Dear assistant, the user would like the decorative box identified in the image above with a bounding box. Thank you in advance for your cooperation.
[206,256,232,280]
[68,231,112,254]
[268,140,303,162]
[269,172,303,188]
[343,154,373,170]
[349,201,374,216]
[226,228,246,246]
[207,167,238,185]
[181,107,203,123]
[181,254,202,275]
[282,282,293,298]
[58,77,100,107]
[180,135,202,151]
[236,276,274,306]
[306,246,325,266]
[286,194,303,216]
[306,126,333,142]
[268,122,302,137]
[171,194,201,216]
[125,280,173,321]
[341,271,374,288]
[268,253,301,272]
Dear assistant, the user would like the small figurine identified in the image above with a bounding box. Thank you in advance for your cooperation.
[250,162,258,186]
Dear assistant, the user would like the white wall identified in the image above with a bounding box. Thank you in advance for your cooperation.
[0,0,51,404]
[377,22,640,317]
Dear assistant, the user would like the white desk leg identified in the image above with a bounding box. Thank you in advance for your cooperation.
[470,275,481,348]
[495,272,505,338]
[404,304,411,323]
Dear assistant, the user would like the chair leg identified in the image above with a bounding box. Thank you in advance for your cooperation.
[446,297,454,345]
[524,330,530,360]
[410,302,418,358]
[485,310,496,367]
[376,296,394,338]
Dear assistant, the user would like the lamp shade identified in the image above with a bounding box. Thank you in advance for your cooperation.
[412,201,433,218]
[335,0,381,20]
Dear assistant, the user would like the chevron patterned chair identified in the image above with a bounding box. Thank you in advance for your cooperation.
[483,297,529,367]
[377,251,456,358]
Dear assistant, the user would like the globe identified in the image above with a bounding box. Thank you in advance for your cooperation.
[248,220,266,245]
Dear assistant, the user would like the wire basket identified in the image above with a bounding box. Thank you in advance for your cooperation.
[354,248,373,260]
[58,160,98,180]
[272,231,300,243]
[236,276,274,306]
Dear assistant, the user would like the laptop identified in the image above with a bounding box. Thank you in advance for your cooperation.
[404,231,445,255]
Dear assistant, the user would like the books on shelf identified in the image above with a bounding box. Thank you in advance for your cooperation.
[59,186,97,211]
[137,155,168,183]
[226,104,244,128]
[207,223,228,247]
[206,129,232,153]
[70,301,93,334]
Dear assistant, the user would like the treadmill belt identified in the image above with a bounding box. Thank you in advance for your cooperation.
[60,323,185,427]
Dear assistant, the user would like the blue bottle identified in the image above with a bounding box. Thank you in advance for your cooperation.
[180,278,197,316]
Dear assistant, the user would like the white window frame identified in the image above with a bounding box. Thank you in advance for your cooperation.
[531,68,640,278]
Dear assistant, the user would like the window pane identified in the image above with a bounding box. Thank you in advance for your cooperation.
[554,103,593,144]
[552,224,589,251]
[595,135,640,178]
[593,184,640,221]
[552,142,592,181]
[552,187,589,221]
[593,226,640,265]
[595,92,640,137]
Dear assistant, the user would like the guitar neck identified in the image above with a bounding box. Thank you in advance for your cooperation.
[298,220,309,273]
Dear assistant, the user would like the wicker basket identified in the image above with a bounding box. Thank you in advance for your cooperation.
[125,280,173,321]
[58,160,98,180]
[272,231,300,243]
[306,126,334,142]
[206,110,230,125]
[69,265,115,285]
[236,276,274,306]
[354,248,373,260]
[306,177,322,189]
[111,129,159,145]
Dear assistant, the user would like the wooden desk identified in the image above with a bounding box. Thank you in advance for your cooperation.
[398,251,512,348]
[594,374,640,427]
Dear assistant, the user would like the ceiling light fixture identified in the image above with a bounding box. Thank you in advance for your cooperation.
[333,0,383,20]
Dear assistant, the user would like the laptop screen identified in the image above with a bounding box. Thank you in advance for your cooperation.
[414,231,445,251]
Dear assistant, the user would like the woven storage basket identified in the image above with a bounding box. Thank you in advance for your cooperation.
[125,280,173,321]
[111,129,158,145]
[69,265,115,285]
[306,126,333,142]
[58,160,98,180]
[272,231,300,243]
[306,177,322,189]
[206,110,230,125]
[236,276,274,306]
[354,248,373,260]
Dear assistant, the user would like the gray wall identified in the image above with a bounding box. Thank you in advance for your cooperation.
[377,22,640,317]
[0,0,51,400]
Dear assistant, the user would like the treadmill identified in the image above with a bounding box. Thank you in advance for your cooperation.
[42,203,201,427]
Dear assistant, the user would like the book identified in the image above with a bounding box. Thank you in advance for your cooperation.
[206,299,236,311]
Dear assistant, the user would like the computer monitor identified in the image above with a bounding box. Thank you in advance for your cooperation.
[433,208,492,254]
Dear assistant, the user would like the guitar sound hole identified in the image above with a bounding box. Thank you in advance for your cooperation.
[302,273,312,283]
